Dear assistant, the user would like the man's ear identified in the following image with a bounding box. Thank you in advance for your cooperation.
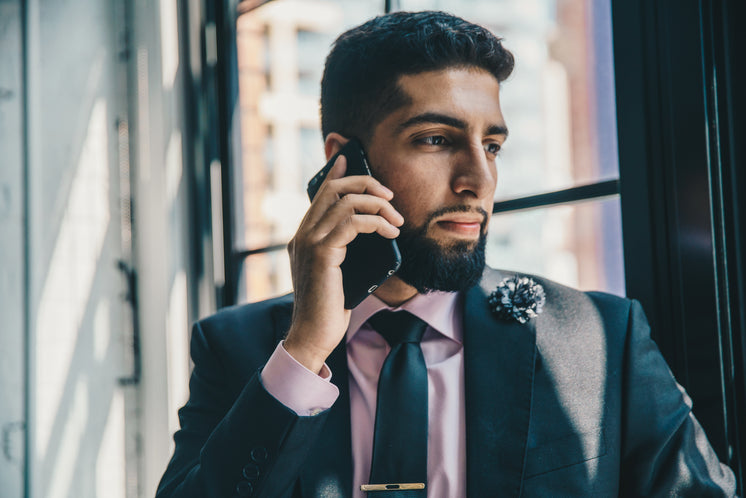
[324,133,349,161]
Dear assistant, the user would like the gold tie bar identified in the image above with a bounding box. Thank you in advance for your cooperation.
[361,483,426,492]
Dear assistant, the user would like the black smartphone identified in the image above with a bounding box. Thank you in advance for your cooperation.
[307,138,402,309]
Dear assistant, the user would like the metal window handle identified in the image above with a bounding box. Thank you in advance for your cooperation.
[116,260,141,386]
[2,421,25,464]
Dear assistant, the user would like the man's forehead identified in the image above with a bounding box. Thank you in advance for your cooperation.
[388,68,507,135]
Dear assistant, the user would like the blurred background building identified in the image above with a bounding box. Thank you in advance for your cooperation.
[0,0,743,496]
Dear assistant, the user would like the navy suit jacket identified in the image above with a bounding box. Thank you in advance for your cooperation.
[156,268,736,497]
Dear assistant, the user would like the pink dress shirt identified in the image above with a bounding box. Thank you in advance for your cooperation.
[261,291,466,498]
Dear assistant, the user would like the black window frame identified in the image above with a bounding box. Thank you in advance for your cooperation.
[612,0,745,490]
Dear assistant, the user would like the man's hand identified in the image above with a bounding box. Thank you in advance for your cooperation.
[284,155,404,374]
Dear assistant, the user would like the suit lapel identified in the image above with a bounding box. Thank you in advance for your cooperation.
[298,339,353,498]
[463,271,537,497]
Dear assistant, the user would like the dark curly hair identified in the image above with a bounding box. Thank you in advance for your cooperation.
[320,11,514,142]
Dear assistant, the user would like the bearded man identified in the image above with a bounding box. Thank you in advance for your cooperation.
[157,11,736,498]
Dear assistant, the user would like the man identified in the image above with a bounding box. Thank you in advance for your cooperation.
[157,11,737,498]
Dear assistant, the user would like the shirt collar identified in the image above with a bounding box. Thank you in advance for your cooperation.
[347,290,462,344]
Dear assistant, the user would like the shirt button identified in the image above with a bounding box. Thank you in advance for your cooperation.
[242,463,260,480]
[251,447,268,463]
[235,480,253,496]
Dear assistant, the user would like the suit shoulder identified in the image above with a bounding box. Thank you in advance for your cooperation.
[196,293,294,343]
[186,294,295,377]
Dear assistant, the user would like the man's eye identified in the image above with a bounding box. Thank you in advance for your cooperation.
[421,136,448,146]
[484,142,501,155]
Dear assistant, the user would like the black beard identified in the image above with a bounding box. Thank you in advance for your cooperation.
[394,207,488,294]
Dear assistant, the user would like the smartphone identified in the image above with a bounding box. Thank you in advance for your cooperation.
[307,138,402,309]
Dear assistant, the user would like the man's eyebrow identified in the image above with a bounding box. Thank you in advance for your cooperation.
[397,112,467,132]
[487,124,509,137]
[396,112,509,137]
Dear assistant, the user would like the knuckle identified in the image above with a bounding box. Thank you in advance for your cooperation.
[337,194,355,207]
[336,195,362,215]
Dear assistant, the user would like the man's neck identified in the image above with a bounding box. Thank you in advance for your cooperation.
[372,276,419,307]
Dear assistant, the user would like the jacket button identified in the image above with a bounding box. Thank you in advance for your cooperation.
[250,447,268,463]
[235,480,253,496]
[242,463,260,480]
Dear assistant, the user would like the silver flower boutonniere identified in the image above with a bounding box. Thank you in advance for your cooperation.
[488,276,546,324]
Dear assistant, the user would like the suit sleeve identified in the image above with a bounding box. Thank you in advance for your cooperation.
[155,321,331,498]
[620,300,737,497]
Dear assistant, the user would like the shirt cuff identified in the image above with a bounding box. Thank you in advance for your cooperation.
[260,341,339,416]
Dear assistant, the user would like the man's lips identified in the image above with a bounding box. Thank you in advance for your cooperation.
[434,215,485,236]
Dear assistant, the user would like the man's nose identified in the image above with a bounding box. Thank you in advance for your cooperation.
[451,143,496,199]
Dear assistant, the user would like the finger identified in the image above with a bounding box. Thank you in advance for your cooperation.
[322,214,401,249]
[326,154,347,180]
[311,154,347,198]
[323,175,394,201]
[339,193,403,225]
[312,193,404,238]
[305,175,395,226]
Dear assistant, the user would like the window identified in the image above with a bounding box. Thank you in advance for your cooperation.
[229,0,624,304]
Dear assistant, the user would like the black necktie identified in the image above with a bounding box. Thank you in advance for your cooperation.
[365,310,428,497]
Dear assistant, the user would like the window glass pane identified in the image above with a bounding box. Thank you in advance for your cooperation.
[237,249,293,304]
[234,0,382,257]
[486,197,625,296]
[398,0,620,200]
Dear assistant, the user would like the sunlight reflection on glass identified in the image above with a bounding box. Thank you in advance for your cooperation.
[47,379,88,498]
[96,390,126,498]
[166,270,190,448]
[35,99,110,458]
